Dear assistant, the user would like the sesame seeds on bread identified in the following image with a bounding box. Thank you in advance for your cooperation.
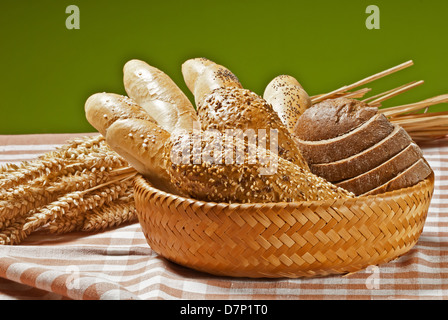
[198,87,310,170]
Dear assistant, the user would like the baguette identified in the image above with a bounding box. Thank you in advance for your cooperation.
[263,75,312,133]
[123,59,198,134]
[182,58,310,169]
[85,93,157,137]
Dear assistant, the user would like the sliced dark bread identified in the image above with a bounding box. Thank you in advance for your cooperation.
[361,159,433,196]
[294,113,394,164]
[293,97,378,141]
[310,125,412,182]
[335,143,423,195]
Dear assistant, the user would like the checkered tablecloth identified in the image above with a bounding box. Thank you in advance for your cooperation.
[0,133,447,300]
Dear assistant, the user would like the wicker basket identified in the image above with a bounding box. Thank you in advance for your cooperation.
[133,173,434,278]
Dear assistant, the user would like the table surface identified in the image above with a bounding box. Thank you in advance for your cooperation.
[0,133,447,300]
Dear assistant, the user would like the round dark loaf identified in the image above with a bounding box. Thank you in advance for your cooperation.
[293,98,433,196]
[293,98,378,141]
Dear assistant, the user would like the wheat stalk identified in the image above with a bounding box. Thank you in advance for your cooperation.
[313,61,448,141]
[0,135,139,245]
[81,192,137,232]
[311,60,414,104]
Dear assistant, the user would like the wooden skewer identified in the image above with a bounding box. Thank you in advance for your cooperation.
[367,80,424,107]
[311,60,414,104]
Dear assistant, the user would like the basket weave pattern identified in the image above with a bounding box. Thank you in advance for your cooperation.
[134,174,434,278]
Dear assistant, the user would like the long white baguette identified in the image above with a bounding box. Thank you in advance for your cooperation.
[124,59,198,134]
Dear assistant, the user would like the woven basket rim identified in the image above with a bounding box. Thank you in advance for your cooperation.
[134,172,435,208]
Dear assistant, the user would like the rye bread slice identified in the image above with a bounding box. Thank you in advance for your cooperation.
[310,125,412,182]
[293,98,378,141]
[294,113,394,164]
[361,159,433,196]
[335,143,423,195]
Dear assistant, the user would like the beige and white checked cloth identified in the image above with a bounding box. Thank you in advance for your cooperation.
[0,133,447,300]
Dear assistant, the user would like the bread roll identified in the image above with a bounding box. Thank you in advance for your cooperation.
[263,75,312,133]
[85,93,157,137]
[293,97,432,195]
[85,92,180,194]
[182,58,309,169]
[123,59,198,134]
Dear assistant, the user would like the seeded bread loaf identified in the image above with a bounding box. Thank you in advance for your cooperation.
[293,97,432,196]
[168,131,354,203]
[182,58,310,169]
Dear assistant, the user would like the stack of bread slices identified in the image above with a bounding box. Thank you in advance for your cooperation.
[293,98,432,196]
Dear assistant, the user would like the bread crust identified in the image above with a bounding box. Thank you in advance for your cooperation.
[310,125,412,182]
[183,58,309,169]
[335,143,423,195]
[182,58,243,107]
[85,92,182,194]
[106,118,180,194]
[291,97,432,196]
[362,159,432,196]
[294,98,378,141]
[294,113,394,164]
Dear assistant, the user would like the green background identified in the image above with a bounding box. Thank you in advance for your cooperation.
[1,0,447,134]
